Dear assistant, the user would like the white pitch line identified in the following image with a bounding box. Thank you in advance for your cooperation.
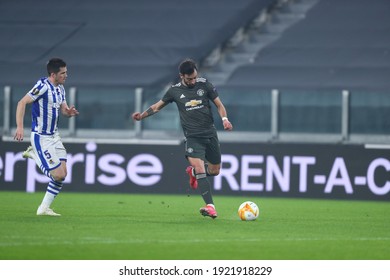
[1,237,390,247]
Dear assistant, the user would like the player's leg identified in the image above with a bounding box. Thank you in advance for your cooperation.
[188,156,217,218]
[23,133,56,181]
[33,134,67,216]
[185,138,217,218]
[198,135,223,218]
[36,160,66,216]
[204,162,221,176]
[184,138,204,189]
[204,135,222,176]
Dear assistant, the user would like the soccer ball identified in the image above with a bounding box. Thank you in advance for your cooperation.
[238,201,259,221]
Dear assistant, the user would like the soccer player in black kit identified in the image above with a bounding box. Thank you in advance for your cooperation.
[132,58,233,219]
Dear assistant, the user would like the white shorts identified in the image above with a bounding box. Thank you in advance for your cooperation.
[30,132,67,171]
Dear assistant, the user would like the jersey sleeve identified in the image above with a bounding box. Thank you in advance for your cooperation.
[59,85,67,104]
[27,79,48,101]
[162,87,174,103]
[206,80,219,100]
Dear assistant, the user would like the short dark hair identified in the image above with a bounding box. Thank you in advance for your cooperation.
[179,58,197,75]
[47,58,66,75]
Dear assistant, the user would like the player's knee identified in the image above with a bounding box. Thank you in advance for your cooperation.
[208,167,220,176]
[52,170,67,182]
[52,174,65,182]
[211,170,220,176]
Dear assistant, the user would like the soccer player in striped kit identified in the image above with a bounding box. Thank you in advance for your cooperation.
[14,58,79,216]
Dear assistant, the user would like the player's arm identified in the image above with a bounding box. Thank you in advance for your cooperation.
[14,94,34,142]
[61,101,79,118]
[212,97,233,131]
[132,100,167,121]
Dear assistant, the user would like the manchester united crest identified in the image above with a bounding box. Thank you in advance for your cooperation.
[196,89,204,96]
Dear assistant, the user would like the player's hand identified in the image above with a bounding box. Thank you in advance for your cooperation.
[132,112,142,121]
[65,105,79,117]
[223,119,233,131]
[14,127,24,142]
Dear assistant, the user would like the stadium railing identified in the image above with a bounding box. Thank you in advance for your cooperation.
[1,85,390,144]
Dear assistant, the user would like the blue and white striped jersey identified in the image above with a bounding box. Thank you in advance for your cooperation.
[27,77,66,135]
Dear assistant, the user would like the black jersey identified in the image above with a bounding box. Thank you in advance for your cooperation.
[162,77,219,138]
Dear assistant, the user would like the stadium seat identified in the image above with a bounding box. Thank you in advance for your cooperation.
[224,0,390,90]
[0,0,276,87]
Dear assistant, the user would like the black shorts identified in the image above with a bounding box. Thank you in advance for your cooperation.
[184,135,221,164]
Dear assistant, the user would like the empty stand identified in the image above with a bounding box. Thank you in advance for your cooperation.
[0,0,275,87]
[224,0,390,90]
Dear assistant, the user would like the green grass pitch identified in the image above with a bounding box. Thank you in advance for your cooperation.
[0,191,389,260]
